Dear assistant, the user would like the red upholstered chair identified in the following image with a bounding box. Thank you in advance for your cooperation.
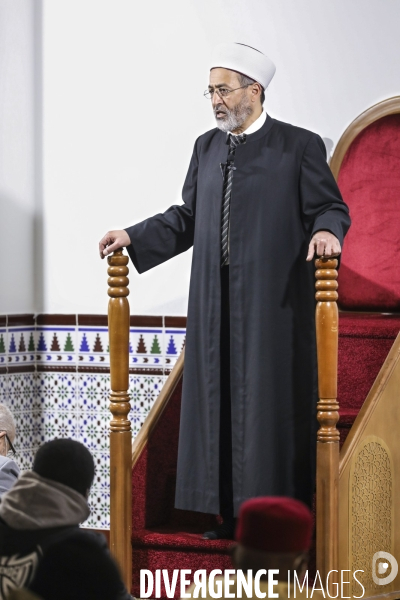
[330,97,400,445]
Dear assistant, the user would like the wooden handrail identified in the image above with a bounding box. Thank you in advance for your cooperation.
[132,349,184,467]
[107,249,132,590]
[315,258,340,585]
[339,332,400,473]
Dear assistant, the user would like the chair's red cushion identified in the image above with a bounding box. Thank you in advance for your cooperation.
[337,113,400,311]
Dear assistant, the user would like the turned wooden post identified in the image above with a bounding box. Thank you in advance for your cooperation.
[107,249,132,590]
[315,258,340,585]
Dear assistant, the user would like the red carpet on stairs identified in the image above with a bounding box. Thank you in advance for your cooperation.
[131,313,400,598]
[131,380,234,598]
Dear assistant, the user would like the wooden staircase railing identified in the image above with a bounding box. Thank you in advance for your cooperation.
[106,248,399,597]
[315,258,339,584]
[106,251,342,590]
[107,249,132,589]
[132,349,184,467]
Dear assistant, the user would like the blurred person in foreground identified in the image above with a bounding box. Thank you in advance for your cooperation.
[184,497,324,599]
[6,531,131,600]
[0,439,131,600]
[0,404,20,497]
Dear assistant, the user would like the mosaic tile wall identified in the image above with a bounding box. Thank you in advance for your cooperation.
[0,314,186,529]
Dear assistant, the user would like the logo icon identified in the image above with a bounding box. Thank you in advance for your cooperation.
[372,552,398,585]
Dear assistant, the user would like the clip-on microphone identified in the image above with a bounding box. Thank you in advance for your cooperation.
[220,153,237,178]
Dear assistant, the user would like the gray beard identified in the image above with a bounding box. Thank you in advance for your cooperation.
[213,94,253,133]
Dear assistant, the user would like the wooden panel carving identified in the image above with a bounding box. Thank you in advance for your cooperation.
[339,334,400,598]
[350,437,393,596]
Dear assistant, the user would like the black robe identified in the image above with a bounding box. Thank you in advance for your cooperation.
[125,115,350,516]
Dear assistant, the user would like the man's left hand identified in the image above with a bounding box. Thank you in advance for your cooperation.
[306,231,341,261]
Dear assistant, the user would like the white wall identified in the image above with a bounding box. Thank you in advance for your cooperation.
[3,0,400,315]
[0,0,41,314]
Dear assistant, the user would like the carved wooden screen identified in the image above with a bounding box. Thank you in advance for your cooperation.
[338,336,400,597]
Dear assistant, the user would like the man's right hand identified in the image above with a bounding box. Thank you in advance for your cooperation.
[99,229,131,259]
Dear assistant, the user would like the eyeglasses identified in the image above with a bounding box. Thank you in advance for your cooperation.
[204,84,251,100]
[0,431,16,457]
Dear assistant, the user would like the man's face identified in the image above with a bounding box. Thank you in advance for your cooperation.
[209,68,254,133]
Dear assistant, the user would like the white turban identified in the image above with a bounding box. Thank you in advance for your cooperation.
[210,43,276,90]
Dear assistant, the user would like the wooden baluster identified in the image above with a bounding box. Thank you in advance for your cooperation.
[315,258,339,588]
[107,249,132,590]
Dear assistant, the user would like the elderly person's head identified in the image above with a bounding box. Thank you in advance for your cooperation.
[231,497,313,579]
[0,404,16,457]
[207,43,276,133]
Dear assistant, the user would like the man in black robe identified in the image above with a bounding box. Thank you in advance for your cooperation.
[99,43,350,539]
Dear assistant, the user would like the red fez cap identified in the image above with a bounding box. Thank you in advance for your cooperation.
[235,497,313,553]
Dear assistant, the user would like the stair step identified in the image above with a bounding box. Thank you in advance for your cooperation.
[132,528,234,552]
